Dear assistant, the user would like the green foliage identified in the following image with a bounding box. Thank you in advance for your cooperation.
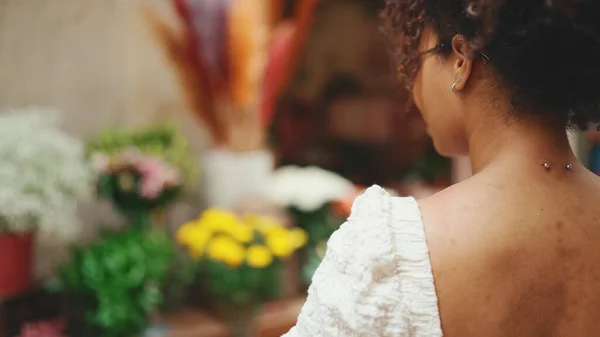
[302,244,324,285]
[290,205,344,247]
[290,205,344,285]
[161,251,198,312]
[87,121,199,185]
[49,227,175,337]
[198,260,281,306]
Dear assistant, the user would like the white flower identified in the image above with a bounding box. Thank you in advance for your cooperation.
[0,107,93,240]
[266,166,354,212]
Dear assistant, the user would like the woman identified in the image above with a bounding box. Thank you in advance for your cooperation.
[284,0,600,336]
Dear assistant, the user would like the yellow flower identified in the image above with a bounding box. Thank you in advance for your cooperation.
[189,242,206,259]
[201,209,240,232]
[266,227,294,259]
[207,235,232,260]
[229,223,254,243]
[207,235,245,267]
[288,228,308,250]
[222,244,245,268]
[176,222,195,245]
[177,220,213,258]
[201,208,234,220]
[198,209,254,243]
[246,245,273,268]
[245,214,281,234]
[187,227,211,259]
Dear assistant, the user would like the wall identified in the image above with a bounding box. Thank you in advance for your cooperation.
[0,0,207,277]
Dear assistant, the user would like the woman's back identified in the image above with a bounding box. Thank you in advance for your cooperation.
[285,1,600,335]
[422,167,600,336]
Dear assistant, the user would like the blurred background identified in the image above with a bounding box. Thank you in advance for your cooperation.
[0,0,589,336]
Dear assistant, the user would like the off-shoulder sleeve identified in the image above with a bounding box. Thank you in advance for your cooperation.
[282,185,442,337]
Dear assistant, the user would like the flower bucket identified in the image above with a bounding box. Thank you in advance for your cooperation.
[0,231,35,297]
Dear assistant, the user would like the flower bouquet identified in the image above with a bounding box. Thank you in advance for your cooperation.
[91,148,182,225]
[144,0,319,148]
[87,122,197,225]
[143,0,319,208]
[0,108,92,296]
[177,209,307,336]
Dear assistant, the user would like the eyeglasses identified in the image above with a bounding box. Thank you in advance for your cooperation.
[418,43,491,63]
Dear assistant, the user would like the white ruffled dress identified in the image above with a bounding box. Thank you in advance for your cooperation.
[283,185,443,337]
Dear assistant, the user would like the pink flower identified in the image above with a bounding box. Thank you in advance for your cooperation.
[136,157,168,199]
[135,156,182,200]
[18,318,67,337]
[139,179,164,199]
[136,157,165,179]
[139,183,163,199]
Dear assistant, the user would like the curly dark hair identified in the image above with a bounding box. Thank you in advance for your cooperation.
[381,0,600,129]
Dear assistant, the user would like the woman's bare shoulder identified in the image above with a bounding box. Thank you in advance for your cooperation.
[417,172,600,336]
[416,174,537,260]
[417,177,492,236]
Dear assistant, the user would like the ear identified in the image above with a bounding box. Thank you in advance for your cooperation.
[451,35,474,93]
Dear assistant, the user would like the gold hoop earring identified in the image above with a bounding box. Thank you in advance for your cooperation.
[452,77,463,96]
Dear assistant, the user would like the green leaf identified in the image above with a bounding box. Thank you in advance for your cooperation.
[45,277,64,292]
[81,251,105,289]
[139,283,163,312]
[55,226,178,336]
[97,175,115,197]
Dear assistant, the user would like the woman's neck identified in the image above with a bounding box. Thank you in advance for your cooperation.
[467,114,576,175]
